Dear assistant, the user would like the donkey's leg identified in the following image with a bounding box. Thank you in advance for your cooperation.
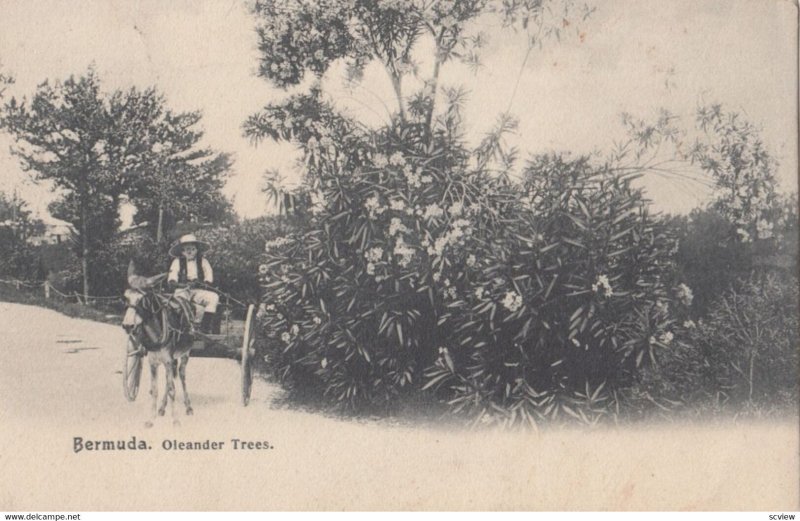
[158,359,175,417]
[178,354,193,416]
[146,355,158,428]
[166,359,180,426]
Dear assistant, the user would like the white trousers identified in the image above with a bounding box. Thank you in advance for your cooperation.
[173,287,219,320]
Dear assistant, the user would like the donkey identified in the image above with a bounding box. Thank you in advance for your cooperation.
[126,270,195,427]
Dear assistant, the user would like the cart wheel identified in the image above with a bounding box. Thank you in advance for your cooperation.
[240,304,257,406]
[123,335,143,402]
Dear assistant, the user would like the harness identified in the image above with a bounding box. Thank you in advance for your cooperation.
[133,293,193,351]
[177,255,206,283]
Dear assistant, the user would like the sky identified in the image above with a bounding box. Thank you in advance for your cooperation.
[0,0,797,222]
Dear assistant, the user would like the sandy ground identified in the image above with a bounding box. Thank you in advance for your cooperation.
[0,301,798,511]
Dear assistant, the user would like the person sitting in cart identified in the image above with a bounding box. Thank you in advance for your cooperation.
[168,233,220,334]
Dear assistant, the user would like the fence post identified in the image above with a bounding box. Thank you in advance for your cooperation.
[44,281,50,299]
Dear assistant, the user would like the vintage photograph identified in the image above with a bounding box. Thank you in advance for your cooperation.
[0,0,797,512]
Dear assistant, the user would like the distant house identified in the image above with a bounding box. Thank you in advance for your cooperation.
[28,217,75,246]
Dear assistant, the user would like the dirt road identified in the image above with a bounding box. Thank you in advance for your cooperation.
[0,302,797,510]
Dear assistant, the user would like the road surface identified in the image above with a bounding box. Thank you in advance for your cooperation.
[0,302,797,510]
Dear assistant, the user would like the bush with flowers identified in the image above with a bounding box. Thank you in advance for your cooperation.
[246,84,690,423]
[242,1,701,423]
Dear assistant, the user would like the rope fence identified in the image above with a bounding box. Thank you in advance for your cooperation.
[0,276,253,319]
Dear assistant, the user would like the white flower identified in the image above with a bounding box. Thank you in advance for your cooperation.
[321,357,328,368]
[365,247,384,263]
[290,324,300,336]
[447,287,457,299]
[420,175,432,184]
[373,153,388,167]
[265,237,292,251]
[648,336,656,345]
[501,291,523,312]
[676,283,694,306]
[474,287,485,299]
[592,274,613,296]
[393,238,416,267]
[258,264,269,275]
[390,199,406,211]
[683,320,696,329]
[658,331,674,345]
[313,317,322,325]
[466,254,477,267]
[423,203,444,221]
[449,202,464,216]
[756,219,774,239]
[389,152,405,166]
[736,228,751,243]
[366,262,376,275]
[266,304,276,312]
[433,273,441,282]
[281,332,291,343]
[389,218,408,236]
[364,195,385,217]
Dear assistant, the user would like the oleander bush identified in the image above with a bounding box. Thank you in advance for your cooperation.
[633,272,799,417]
[252,90,689,424]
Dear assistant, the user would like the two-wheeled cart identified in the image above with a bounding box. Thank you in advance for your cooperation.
[123,297,259,406]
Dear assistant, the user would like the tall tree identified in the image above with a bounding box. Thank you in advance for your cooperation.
[1,67,232,300]
[128,109,235,241]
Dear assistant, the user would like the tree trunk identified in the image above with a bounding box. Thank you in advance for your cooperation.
[157,204,164,243]
[390,72,406,122]
[80,202,90,304]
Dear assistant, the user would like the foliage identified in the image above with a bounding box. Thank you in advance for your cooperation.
[0,67,232,297]
[636,273,799,416]
[0,191,45,280]
[250,85,686,423]
[425,154,686,426]
[196,216,290,308]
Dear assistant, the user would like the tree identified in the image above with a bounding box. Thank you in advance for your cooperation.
[127,110,235,242]
[0,191,45,280]
[248,0,593,136]
[242,2,692,422]
[1,67,232,300]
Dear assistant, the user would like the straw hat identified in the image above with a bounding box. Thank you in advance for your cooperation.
[169,233,211,257]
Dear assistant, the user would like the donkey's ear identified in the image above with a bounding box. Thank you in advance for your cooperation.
[145,273,168,287]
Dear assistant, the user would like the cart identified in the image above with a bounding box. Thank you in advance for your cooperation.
[123,296,259,406]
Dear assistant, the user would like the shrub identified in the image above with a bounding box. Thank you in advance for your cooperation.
[426,154,687,426]
[254,91,688,424]
[635,273,799,417]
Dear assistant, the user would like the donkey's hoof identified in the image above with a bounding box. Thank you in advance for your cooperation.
[173,419,181,427]
[186,407,194,416]
[158,408,166,417]
[144,421,154,428]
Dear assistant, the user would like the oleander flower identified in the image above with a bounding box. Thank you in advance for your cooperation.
[501,291,523,312]
[591,274,613,296]
[389,152,405,166]
[676,283,694,306]
[373,153,388,167]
